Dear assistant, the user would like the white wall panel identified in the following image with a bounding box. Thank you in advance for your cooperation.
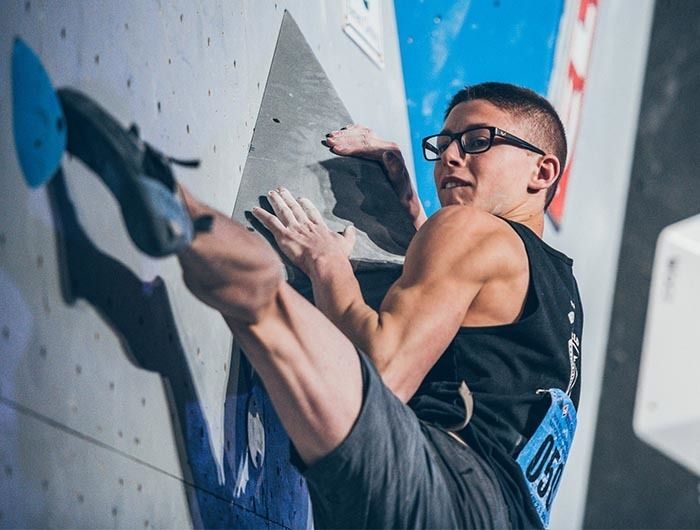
[545,1,656,528]
[0,1,411,526]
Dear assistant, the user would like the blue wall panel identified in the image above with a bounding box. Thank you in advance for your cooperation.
[395,0,564,214]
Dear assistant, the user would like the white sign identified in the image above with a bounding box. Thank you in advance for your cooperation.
[343,0,385,68]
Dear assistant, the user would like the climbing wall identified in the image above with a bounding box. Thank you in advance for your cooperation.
[4,1,685,529]
[0,1,412,527]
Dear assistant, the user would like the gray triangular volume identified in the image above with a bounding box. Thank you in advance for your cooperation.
[232,11,414,288]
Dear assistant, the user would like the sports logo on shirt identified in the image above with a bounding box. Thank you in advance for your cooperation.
[566,300,580,396]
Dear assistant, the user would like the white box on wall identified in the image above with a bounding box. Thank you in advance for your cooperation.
[634,214,700,476]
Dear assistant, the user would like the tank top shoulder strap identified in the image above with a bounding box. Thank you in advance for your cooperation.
[499,218,573,267]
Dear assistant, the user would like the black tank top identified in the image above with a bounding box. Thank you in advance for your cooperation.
[408,219,583,529]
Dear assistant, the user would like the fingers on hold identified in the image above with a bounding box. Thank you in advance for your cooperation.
[267,190,297,225]
[326,126,366,142]
[330,144,348,155]
[251,207,285,234]
[342,224,357,251]
[325,132,345,142]
[346,124,369,134]
[278,188,307,222]
[333,125,356,136]
[277,187,296,204]
[298,197,323,224]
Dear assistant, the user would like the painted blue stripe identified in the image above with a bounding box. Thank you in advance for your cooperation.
[394,0,564,214]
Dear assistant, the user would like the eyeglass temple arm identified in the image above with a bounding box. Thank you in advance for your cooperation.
[496,129,545,155]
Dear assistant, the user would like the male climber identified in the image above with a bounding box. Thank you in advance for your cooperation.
[13,34,579,528]
[173,82,583,529]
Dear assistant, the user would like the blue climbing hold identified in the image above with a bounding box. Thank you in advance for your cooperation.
[12,38,66,187]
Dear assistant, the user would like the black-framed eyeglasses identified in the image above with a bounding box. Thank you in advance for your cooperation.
[422,126,545,161]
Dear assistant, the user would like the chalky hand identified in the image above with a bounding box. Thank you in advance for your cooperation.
[252,188,356,276]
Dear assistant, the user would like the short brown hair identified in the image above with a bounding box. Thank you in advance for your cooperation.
[445,82,567,210]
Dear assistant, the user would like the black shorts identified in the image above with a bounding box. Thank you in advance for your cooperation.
[297,351,511,529]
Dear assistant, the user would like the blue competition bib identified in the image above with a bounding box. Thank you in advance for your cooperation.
[516,389,577,529]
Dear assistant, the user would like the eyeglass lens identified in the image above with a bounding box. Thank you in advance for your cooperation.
[423,128,492,160]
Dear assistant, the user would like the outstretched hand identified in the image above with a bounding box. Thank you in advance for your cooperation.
[252,188,356,276]
[324,124,428,230]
